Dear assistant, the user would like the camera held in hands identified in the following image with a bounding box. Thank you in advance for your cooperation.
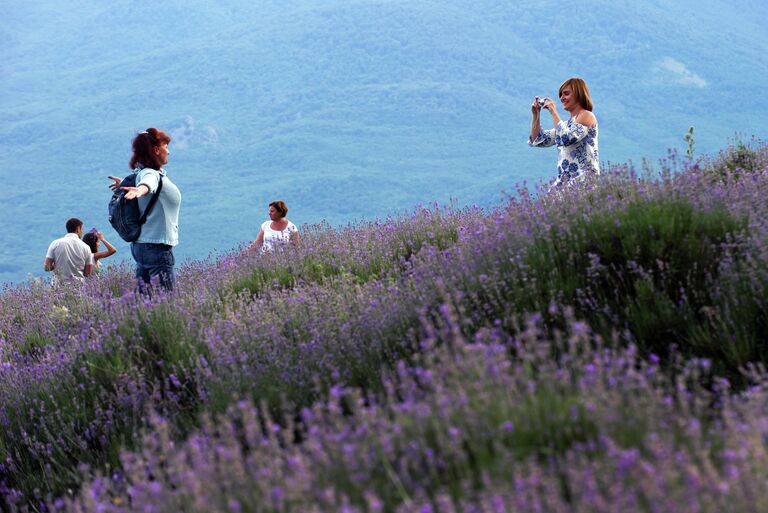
[537,97,550,108]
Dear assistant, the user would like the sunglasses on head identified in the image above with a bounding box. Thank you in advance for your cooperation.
[139,129,157,141]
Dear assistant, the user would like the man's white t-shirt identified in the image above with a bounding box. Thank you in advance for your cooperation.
[45,233,94,283]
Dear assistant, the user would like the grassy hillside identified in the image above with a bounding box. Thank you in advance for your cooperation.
[1,140,767,512]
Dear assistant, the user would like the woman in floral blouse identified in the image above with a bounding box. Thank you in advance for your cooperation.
[529,77,599,189]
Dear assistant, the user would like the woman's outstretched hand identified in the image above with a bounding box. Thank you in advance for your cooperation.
[120,186,148,200]
[107,176,122,191]
[109,175,148,200]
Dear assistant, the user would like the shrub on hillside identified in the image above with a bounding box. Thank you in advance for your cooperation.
[52,312,768,513]
[0,141,767,510]
[707,137,766,182]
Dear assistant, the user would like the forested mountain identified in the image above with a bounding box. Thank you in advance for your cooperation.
[1,0,765,284]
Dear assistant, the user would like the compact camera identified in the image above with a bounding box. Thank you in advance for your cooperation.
[536,97,550,108]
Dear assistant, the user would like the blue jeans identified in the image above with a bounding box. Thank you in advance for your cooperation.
[131,242,175,290]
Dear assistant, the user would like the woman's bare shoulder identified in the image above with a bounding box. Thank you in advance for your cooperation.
[576,111,597,127]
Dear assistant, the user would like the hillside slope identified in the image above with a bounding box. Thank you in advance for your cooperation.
[1,141,767,510]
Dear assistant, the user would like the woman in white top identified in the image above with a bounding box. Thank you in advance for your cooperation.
[529,77,600,189]
[248,200,299,252]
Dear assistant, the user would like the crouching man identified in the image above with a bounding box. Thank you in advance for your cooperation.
[44,218,94,283]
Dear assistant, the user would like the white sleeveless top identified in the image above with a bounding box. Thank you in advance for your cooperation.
[261,220,298,251]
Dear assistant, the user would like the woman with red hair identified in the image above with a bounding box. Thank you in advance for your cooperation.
[108,127,181,290]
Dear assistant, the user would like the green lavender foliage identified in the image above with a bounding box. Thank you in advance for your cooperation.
[0,141,766,511]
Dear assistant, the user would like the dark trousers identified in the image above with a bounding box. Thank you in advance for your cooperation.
[131,242,175,291]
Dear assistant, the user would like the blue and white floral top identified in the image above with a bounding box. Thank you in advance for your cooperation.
[529,118,600,188]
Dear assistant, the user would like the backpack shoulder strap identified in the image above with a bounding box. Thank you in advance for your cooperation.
[138,174,163,225]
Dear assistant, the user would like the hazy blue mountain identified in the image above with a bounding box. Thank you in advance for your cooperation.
[2,0,766,285]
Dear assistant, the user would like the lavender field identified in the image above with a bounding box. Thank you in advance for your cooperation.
[2,141,768,512]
